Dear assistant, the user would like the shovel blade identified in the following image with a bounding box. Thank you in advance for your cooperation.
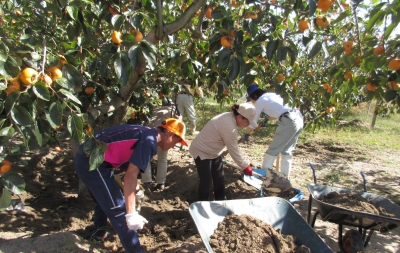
[243,175,263,190]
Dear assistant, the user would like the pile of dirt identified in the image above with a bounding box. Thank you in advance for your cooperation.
[210,213,310,253]
[321,191,396,217]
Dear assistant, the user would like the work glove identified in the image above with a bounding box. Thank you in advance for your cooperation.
[240,133,250,143]
[259,117,268,127]
[126,211,148,230]
[243,165,253,176]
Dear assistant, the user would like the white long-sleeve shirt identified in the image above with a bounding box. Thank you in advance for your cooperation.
[253,93,291,123]
[189,112,249,170]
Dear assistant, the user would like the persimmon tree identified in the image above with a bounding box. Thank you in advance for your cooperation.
[0,0,399,208]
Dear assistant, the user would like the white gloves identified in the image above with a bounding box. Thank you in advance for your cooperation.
[126,211,148,230]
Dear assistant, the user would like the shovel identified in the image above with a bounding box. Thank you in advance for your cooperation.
[224,161,292,193]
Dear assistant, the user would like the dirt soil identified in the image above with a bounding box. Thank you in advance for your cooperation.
[321,192,395,217]
[210,213,310,253]
[1,123,400,253]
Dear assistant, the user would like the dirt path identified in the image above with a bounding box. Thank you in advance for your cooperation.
[1,132,400,252]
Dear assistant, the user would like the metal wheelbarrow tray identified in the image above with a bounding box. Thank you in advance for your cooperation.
[307,163,400,248]
[189,196,333,253]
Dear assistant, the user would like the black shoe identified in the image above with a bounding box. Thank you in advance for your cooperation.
[142,182,153,191]
[155,183,165,190]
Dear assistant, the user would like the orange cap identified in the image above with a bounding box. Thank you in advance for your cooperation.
[160,118,188,146]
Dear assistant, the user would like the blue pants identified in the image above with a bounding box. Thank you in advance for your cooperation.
[75,146,142,253]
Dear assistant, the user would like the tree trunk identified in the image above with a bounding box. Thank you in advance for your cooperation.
[370,100,379,129]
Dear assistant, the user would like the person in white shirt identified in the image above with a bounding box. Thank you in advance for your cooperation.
[189,103,258,201]
[245,84,304,179]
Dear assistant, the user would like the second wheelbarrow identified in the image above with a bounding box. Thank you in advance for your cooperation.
[307,163,400,249]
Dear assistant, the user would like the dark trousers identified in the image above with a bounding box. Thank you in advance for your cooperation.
[194,156,225,201]
[74,146,142,253]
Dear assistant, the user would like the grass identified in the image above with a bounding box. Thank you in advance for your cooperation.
[301,102,400,150]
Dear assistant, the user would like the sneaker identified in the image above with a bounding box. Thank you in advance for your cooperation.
[91,231,111,242]
[135,189,144,199]
[154,183,165,190]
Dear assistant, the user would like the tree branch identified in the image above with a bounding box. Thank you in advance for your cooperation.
[155,0,164,40]
[144,0,207,44]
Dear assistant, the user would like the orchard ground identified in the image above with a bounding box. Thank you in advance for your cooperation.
[1,117,400,252]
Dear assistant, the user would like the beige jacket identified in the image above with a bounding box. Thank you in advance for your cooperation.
[189,112,249,170]
[181,84,204,97]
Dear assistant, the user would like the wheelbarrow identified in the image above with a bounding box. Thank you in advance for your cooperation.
[307,162,400,249]
[189,197,333,253]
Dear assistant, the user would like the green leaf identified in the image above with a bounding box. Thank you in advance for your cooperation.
[0,40,8,62]
[99,53,114,77]
[140,42,157,70]
[384,90,397,102]
[266,40,279,61]
[4,56,21,78]
[67,23,77,41]
[248,44,263,58]
[243,74,256,87]
[11,105,34,126]
[32,82,50,101]
[211,6,226,20]
[0,126,14,137]
[89,147,105,171]
[277,47,288,62]
[55,77,73,89]
[182,60,194,79]
[366,8,385,32]
[83,137,96,155]
[384,23,397,40]
[228,57,240,82]
[46,102,63,128]
[309,0,317,17]
[128,45,139,69]
[1,171,26,194]
[98,140,108,152]
[0,119,5,129]
[0,187,11,211]
[111,14,125,31]
[307,40,322,59]
[68,114,83,143]
[66,6,78,20]
[331,9,351,25]
[58,89,82,105]
[218,48,232,69]
[63,64,83,88]
[114,52,131,87]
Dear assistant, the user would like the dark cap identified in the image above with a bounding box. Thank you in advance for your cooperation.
[246,84,260,102]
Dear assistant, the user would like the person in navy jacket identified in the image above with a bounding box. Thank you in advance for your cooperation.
[74,119,187,252]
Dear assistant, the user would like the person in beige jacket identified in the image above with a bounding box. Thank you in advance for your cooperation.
[141,105,182,190]
[189,103,258,201]
[176,81,205,135]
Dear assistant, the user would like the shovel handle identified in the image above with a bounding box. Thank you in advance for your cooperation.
[253,171,265,179]
[361,171,367,192]
[309,163,317,184]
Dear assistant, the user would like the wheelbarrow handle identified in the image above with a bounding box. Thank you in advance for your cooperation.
[309,163,317,184]
[360,171,367,192]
